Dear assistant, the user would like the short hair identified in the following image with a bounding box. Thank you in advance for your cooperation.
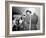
[26,10,31,14]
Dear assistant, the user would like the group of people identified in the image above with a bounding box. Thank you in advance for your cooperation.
[12,10,38,31]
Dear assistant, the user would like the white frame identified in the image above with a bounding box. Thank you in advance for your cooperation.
[9,3,43,34]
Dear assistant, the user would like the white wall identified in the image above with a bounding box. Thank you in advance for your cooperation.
[0,0,46,38]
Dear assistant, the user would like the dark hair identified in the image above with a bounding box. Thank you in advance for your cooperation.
[26,10,31,14]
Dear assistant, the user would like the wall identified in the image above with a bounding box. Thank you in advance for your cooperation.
[0,0,46,38]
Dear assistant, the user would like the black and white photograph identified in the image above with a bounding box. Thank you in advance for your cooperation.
[6,2,45,36]
[12,7,40,31]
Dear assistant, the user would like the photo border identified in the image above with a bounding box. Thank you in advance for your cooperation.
[5,1,45,37]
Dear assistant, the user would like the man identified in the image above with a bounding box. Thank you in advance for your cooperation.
[25,10,38,30]
[25,10,31,30]
[31,13,38,30]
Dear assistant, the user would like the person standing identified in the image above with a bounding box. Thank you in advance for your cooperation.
[31,13,38,30]
[25,10,31,30]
